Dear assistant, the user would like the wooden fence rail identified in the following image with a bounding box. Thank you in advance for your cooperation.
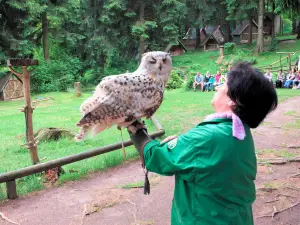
[0,116,165,199]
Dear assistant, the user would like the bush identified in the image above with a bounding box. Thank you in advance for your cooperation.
[31,45,83,93]
[267,38,278,52]
[224,42,236,54]
[185,73,195,91]
[166,70,184,90]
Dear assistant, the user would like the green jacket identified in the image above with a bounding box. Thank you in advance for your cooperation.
[143,118,257,225]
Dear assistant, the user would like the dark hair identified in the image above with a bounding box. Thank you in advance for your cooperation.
[227,62,278,128]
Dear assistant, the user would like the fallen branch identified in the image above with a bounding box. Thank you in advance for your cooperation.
[80,204,87,225]
[264,199,279,203]
[290,173,300,178]
[276,194,297,198]
[288,145,300,149]
[257,202,300,219]
[284,186,300,191]
[126,199,137,223]
[256,187,277,192]
[258,157,300,165]
[0,212,20,225]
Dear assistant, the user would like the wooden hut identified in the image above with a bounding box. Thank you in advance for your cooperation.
[0,72,24,101]
[182,26,225,50]
[200,26,225,51]
[232,20,259,44]
[181,28,197,50]
[164,40,188,56]
[262,13,283,35]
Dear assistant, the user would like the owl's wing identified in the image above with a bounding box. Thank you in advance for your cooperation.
[77,72,163,126]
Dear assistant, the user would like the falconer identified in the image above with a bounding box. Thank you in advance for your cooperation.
[128,62,278,225]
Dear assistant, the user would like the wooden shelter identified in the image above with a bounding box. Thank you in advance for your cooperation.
[0,72,23,101]
[232,20,259,44]
[262,13,283,35]
[200,26,225,51]
[182,26,225,50]
[164,40,187,56]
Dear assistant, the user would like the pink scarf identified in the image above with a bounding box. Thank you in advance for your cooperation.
[204,112,246,140]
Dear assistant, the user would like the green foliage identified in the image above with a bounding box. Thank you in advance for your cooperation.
[166,70,184,90]
[31,45,83,93]
[267,38,278,52]
[185,73,195,91]
[283,17,292,34]
[224,42,236,54]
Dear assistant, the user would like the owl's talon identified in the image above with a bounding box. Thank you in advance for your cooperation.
[127,125,138,135]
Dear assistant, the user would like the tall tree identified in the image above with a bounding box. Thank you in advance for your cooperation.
[256,0,264,53]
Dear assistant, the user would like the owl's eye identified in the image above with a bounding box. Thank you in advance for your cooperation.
[150,57,156,64]
[163,58,166,63]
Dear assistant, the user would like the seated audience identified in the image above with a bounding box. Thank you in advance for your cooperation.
[193,72,204,92]
[214,71,222,86]
[206,75,215,92]
[275,69,286,88]
[284,68,296,88]
[203,71,211,91]
[264,69,273,82]
[292,71,300,88]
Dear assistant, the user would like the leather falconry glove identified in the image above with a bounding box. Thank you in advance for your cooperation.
[127,120,152,195]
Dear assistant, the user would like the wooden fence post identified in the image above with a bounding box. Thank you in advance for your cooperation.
[219,45,224,57]
[74,82,82,97]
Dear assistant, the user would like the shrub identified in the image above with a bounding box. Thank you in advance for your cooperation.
[267,38,278,52]
[185,73,195,91]
[31,45,83,93]
[166,70,184,90]
[224,42,236,54]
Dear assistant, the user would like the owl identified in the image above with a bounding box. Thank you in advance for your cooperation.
[75,51,172,141]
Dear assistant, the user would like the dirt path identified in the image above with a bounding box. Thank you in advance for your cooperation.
[0,96,300,225]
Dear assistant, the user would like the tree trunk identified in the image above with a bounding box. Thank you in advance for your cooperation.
[297,24,300,40]
[139,0,145,61]
[99,53,105,72]
[42,12,50,61]
[226,21,232,42]
[248,15,253,44]
[195,28,201,48]
[256,0,264,54]
[272,2,275,38]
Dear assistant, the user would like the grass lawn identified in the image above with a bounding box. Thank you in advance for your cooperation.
[1,41,300,199]
[173,38,300,78]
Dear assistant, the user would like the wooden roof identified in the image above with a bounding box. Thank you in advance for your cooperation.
[164,40,188,52]
[0,73,11,92]
[200,27,225,46]
[232,20,258,36]
[0,72,23,92]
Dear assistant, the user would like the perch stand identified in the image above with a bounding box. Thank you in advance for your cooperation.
[7,59,40,165]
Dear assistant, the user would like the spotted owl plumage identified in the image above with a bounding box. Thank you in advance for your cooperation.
[75,51,172,140]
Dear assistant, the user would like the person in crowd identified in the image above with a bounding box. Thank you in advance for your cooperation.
[264,69,273,83]
[203,71,211,91]
[284,68,296,88]
[275,69,286,88]
[214,71,222,87]
[206,75,215,92]
[193,72,204,92]
[292,71,300,88]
